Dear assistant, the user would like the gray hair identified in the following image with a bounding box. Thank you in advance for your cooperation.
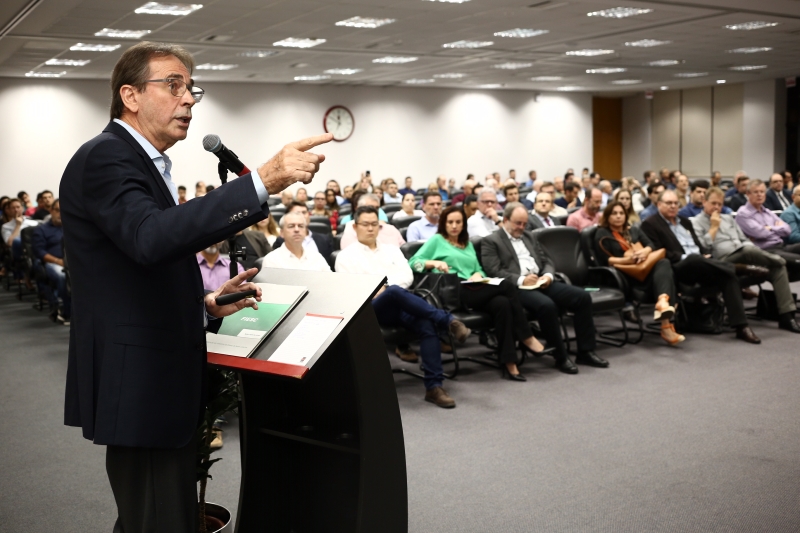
[279,211,306,229]
[357,193,380,207]
[478,189,497,202]
[747,178,765,192]
[502,202,527,220]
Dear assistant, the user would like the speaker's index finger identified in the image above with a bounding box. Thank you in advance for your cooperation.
[288,133,334,151]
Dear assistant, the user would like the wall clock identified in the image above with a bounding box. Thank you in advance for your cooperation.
[323,105,355,142]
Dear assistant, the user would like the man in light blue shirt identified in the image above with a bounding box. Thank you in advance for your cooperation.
[407,192,442,242]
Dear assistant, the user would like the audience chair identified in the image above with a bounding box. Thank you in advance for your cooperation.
[533,226,628,349]
[338,204,352,217]
[267,197,282,206]
[19,226,49,310]
[310,215,331,227]
[399,227,408,241]
[332,234,342,252]
[309,221,332,237]
[252,257,264,276]
[382,204,403,217]
[392,215,422,230]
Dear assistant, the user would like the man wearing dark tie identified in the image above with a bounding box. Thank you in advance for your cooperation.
[60,41,332,533]
[764,173,793,211]
[481,203,608,373]
[526,192,561,230]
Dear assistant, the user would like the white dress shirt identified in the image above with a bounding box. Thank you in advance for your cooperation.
[467,211,499,238]
[533,212,556,227]
[335,241,414,289]
[502,228,553,287]
[302,233,319,253]
[263,243,331,272]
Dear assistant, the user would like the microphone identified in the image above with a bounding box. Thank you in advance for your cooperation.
[203,134,251,176]
[215,289,258,307]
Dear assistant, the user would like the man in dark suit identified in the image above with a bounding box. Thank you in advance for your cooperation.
[640,190,761,344]
[272,201,334,261]
[526,192,562,230]
[764,173,793,211]
[481,203,608,372]
[60,42,332,533]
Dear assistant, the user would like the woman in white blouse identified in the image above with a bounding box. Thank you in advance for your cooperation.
[392,193,424,222]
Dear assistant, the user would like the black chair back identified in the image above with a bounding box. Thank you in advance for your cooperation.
[399,227,408,240]
[580,226,600,267]
[400,241,424,260]
[309,222,331,236]
[392,215,421,230]
[567,206,581,215]
[382,203,403,216]
[328,250,339,270]
[271,204,286,215]
[310,215,331,227]
[553,214,568,226]
[253,256,264,275]
[338,204,352,217]
[469,236,483,264]
[333,234,342,251]
[533,226,588,286]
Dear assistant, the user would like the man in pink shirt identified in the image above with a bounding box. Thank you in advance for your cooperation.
[736,179,800,274]
[340,193,405,248]
[566,187,602,231]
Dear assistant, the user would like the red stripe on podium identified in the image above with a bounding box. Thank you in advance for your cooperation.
[207,352,308,378]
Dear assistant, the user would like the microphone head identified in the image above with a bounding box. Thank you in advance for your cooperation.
[203,134,222,153]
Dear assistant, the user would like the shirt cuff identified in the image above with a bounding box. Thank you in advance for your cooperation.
[250,172,269,205]
[543,273,554,283]
[517,275,526,287]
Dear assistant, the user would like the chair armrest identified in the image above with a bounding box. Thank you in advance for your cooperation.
[554,272,572,285]
[588,266,629,293]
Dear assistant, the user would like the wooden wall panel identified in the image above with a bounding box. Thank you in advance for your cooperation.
[681,87,712,177]
[592,97,622,179]
[652,91,681,172]
[712,84,744,177]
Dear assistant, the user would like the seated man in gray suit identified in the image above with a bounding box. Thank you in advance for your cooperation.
[482,202,608,372]
[526,191,561,230]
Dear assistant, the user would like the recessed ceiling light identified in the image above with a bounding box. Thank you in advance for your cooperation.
[372,56,418,64]
[294,75,331,81]
[70,43,121,52]
[717,80,726,84]
[730,65,767,71]
[648,59,681,66]
[586,67,626,74]
[565,49,614,57]
[423,0,471,3]
[196,63,238,70]
[725,21,779,30]
[324,68,363,75]
[611,79,642,85]
[660,86,669,90]
[405,78,435,84]
[557,86,585,91]
[494,62,533,70]
[134,2,203,16]
[45,58,90,66]
[675,72,708,78]
[587,7,653,18]
[238,50,278,58]
[335,16,395,28]
[477,84,504,89]
[94,28,152,39]
[433,72,466,78]
[493,28,549,38]
[273,37,326,48]
[727,47,772,54]
[531,76,563,81]
[26,71,67,78]
[625,39,671,47]
[443,40,493,49]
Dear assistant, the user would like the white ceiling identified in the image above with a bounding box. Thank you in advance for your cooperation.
[1,0,800,93]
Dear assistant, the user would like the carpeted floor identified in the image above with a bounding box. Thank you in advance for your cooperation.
[1,285,799,533]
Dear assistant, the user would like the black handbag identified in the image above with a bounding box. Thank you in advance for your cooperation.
[675,293,725,334]
[412,273,463,311]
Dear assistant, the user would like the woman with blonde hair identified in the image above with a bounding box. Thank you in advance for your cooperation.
[613,188,640,225]
[250,213,280,246]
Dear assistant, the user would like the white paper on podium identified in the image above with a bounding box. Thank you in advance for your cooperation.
[268,313,343,367]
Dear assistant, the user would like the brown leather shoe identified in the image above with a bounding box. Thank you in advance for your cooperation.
[448,320,471,344]
[734,264,769,277]
[424,387,456,408]
[653,293,675,321]
[395,346,419,362]
[735,325,761,344]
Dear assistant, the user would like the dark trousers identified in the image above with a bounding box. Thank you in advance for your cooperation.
[764,243,800,277]
[107,434,198,533]
[517,281,595,358]
[726,247,796,315]
[460,280,533,363]
[672,254,747,327]
[631,258,676,304]
[372,285,451,389]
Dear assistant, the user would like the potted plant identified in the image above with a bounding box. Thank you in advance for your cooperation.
[197,367,239,533]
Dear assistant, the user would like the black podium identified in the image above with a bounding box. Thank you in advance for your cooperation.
[208,268,408,533]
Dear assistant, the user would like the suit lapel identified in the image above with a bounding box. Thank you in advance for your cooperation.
[497,228,518,264]
[522,233,543,274]
[104,121,175,209]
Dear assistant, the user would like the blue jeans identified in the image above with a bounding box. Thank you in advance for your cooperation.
[372,285,452,390]
[43,262,70,317]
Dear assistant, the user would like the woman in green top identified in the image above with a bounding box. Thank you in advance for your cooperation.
[410,206,545,381]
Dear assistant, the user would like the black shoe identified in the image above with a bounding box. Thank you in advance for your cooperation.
[502,366,527,381]
[735,325,761,344]
[575,351,610,368]
[555,357,578,374]
[778,314,800,333]
[734,263,769,277]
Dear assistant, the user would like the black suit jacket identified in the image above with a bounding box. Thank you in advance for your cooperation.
[60,121,268,448]
[640,212,710,264]
[480,228,556,285]
[526,213,562,231]
[273,231,333,261]
[764,188,792,211]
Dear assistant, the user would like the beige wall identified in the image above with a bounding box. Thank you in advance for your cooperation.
[651,90,681,172]
[681,87,713,177]
[712,84,744,176]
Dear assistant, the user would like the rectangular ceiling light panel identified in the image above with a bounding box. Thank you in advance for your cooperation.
[335,17,395,28]
[239,50,278,58]
[95,28,152,39]
[26,71,66,77]
[586,67,626,74]
[494,28,549,38]
[46,58,91,66]
[625,39,670,47]
[324,68,363,75]
[196,63,238,70]
[274,38,326,48]
[70,43,121,52]
[494,62,533,69]
[372,56,418,63]
[134,3,203,16]
[725,21,778,30]
[588,7,653,18]
[443,40,493,48]
[566,49,614,56]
